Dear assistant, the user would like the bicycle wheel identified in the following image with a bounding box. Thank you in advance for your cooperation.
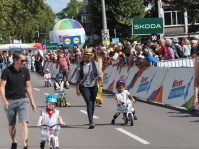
[50,137,55,149]
[56,98,61,107]
[63,97,67,107]
[123,113,128,124]
[128,113,134,126]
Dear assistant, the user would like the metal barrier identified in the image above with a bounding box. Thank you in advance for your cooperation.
[157,58,195,67]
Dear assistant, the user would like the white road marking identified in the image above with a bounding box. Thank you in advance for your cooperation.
[67,102,71,105]
[34,88,40,91]
[116,128,150,145]
[79,110,99,118]
[44,93,49,95]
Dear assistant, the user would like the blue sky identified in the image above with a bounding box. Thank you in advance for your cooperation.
[45,0,70,13]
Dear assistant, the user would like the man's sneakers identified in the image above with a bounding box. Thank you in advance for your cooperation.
[23,146,28,149]
[11,143,17,149]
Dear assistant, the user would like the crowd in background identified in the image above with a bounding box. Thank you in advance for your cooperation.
[0,35,198,73]
[43,35,199,71]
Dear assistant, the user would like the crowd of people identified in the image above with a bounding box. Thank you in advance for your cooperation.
[43,35,199,72]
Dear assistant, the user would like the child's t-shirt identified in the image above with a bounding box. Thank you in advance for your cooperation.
[44,73,51,79]
[54,80,66,90]
[114,90,131,105]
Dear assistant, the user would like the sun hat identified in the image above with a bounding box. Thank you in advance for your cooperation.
[45,68,50,72]
[83,48,93,55]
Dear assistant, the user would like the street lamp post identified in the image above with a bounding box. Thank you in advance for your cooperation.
[101,0,107,30]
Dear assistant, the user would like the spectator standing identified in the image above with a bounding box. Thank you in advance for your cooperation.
[0,51,36,149]
[158,39,167,58]
[164,40,175,60]
[25,53,31,71]
[75,48,103,129]
[142,51,158,67]
[75,48,82,64]
[172,37,183,58]
[0,53,6,73]
[190,40,198,57]
[6,53,13,68]
[182,40,191,57]
[56,51,71,88]
[92,51,103,107]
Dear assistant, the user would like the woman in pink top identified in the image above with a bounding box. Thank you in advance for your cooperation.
[164,40,175,60]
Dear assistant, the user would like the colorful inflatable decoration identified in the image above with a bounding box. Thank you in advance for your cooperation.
[49,19,86,49]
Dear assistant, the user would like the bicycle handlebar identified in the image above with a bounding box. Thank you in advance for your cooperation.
[40,123,65,128]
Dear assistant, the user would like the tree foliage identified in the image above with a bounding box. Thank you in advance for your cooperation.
[56,0,83,22]
[162,0,199,32]
[89,0,145,42]
[0,0,56,43]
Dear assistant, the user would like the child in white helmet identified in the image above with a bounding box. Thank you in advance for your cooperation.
[37,95,65,149]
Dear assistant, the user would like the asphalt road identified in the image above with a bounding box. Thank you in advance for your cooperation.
[0,72,199,149]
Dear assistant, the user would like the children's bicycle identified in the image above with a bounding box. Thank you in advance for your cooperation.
[40,124,63,149]
[119,102,134,126]
[45,79,51,87]
[54,89,67,107]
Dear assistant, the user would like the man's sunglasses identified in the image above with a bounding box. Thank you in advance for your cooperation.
[20,60,27,63]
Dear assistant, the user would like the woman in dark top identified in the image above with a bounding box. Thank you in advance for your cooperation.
[75,48,103,129]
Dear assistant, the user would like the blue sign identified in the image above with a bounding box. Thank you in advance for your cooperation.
[63,36,81,47]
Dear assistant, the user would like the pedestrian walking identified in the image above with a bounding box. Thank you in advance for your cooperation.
[0,51,36,149]
[75,48,103,129]
[56,51,71,88]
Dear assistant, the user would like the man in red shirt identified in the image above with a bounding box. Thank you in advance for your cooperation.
[56,51,71,88]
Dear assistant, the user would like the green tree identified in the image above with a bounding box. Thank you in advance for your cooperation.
[89,0,145,42]
[162,0,199,32]
[0,0,55,43]
[56,0,83,21]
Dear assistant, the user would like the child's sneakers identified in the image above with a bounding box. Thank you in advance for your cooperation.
[111,119,115,125]
[40,141,45,149]
[134,114,138,120]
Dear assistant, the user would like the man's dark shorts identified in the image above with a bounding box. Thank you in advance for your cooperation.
[60,69,69,78]
[4,98,30,126]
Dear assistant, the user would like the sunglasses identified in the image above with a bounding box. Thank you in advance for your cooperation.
[83,54,93,57]
[20,60,27,63]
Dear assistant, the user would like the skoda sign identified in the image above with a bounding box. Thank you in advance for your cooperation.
[132,18,164,35]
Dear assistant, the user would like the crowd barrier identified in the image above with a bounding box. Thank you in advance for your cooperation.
[157,58,195,67]
[43,62,196,110]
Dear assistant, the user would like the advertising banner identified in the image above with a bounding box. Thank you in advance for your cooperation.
[46,43,58,50]
[132,18,164,35]
[162,68,194,108]
[103,66,117,90]
[113,67,129,93]
[101,29,110,45]
[63,36,81,47]
[129,67,168,102]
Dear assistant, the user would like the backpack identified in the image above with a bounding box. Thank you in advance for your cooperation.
[175,44,183,58]
[79,61,98,80]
